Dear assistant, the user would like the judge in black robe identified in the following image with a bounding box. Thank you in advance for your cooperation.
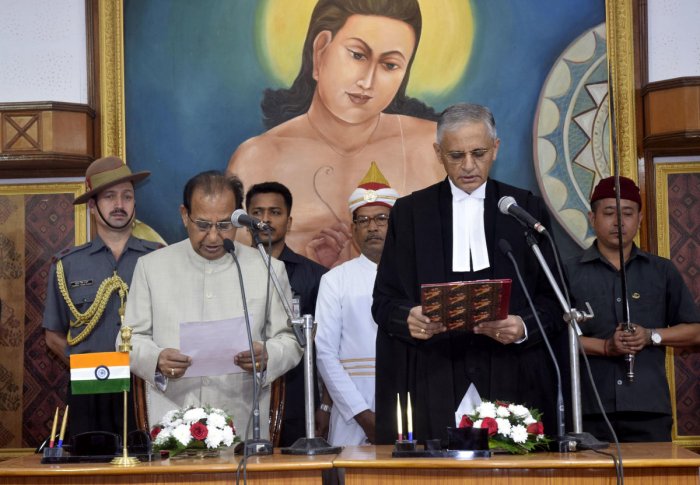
[372,104,567,445]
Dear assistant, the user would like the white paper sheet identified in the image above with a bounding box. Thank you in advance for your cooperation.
[455,383,482,426]
[179,317,251,377]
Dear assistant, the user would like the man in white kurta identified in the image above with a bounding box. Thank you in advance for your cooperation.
[119,172,301,440]
[315,162,398,445]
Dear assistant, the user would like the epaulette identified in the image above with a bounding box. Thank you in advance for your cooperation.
[133,237,166,252]
[143,239,166,250]
[51,241,93,263]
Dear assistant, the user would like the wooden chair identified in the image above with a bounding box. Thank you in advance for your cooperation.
[132,375,286,446]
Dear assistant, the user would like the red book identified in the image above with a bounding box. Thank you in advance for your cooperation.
[421,279,512,331]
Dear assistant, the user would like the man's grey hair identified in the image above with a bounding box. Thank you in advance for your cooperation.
[436,103,498,143]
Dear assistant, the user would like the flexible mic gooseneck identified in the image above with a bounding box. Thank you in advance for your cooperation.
[498,196,547,234]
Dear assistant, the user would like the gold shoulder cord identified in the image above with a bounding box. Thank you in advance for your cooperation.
[56,259,129,346]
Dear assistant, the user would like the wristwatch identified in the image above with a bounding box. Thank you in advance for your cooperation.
[650,329,662,346]
[319,403,332,413]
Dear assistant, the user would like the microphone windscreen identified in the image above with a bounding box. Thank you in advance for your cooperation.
[498,238,513,256]
[498,196,516,215]
[223,238,235,253]
[230,209,247,228]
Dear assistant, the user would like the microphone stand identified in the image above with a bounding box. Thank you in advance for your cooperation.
[522,231,607,451]
[225,240,272,456]
[250,232,341,455]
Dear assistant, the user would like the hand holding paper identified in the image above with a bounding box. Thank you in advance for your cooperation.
[234,341,267,373]
[179,317,250,377]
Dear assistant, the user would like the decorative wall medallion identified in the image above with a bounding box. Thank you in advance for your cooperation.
[533,24,609,248]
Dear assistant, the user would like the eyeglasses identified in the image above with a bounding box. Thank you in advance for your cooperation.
[187,214,235,232]
[441,147,493,165]
[353,214,390,227]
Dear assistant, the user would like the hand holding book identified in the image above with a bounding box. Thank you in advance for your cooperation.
[421,279,512,332]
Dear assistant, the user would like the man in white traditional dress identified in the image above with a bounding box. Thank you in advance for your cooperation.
[119,170,302,439]
[314,162,398,445]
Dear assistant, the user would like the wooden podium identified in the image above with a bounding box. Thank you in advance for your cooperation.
[0,450,333,485]
[334,443,700,485]
[1,443,698,484]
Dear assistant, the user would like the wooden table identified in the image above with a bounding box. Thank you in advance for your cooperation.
[0,450,334,484]
[334,443,700,485]
[2,444,698,484]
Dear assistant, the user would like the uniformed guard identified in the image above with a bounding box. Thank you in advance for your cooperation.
[43,156,161,439]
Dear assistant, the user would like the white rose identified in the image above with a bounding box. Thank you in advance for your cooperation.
[510,424,528,444]
[496,406,511,418]
[205,427,224,449]
[523,415,537,425]
[473,419,483,428]
[160,410,178,426]
[221,426,234,447]
[496,418,511,436]
[476,402,497,419]
[207,413,227,429]
[172,423,192,447]
[154,427,171,445]
[508,404,530,419]
[183,408,207,424]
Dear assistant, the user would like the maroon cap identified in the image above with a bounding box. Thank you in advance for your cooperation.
[590,176,641,207]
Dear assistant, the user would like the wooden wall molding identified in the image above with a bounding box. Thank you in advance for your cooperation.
[0,102,95,177]
[642,79,700,149]
[642,76,700,95]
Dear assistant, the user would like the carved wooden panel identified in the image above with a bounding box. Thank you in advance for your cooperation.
[0,103,95,177]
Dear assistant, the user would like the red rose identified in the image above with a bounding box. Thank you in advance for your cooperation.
[480,417,498,436]
[527,421,544,435]
[150,426,161,440]
[458,414,473,428]
[190,422,208,441]
[227,418,236,434]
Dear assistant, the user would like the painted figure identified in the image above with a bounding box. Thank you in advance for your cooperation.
[228,0,443,267]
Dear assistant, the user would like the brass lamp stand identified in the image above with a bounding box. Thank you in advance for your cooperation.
[111,325,140,466]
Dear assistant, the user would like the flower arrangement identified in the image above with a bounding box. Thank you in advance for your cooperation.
[150,406,238,456]
[460,400,551,454]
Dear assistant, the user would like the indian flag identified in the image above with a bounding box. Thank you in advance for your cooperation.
[70,352,130,395]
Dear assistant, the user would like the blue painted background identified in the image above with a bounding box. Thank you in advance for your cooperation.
[124,0,605,257]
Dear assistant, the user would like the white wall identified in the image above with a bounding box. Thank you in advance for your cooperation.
[647,0,700,82]
[0,0,87,103]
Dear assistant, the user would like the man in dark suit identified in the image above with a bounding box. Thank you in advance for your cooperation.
[372,103,565,444]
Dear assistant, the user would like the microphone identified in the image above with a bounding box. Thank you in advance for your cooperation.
[498,196,547,234]
[498,238,566,442]
[231,209,271,231]
[222,238,272,455]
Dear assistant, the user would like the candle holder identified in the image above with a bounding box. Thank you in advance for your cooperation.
[42,447,65,459]
[393,439,417,452]
[391,428,492,459]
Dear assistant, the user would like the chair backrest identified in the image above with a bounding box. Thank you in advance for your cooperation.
[268,376,286,447]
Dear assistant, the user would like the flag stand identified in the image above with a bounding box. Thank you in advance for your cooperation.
[111,325,139,466]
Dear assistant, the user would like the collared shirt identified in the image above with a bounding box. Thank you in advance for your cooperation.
[449,179,489,272]
[42,236,159,355]
[565,242,700,415]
